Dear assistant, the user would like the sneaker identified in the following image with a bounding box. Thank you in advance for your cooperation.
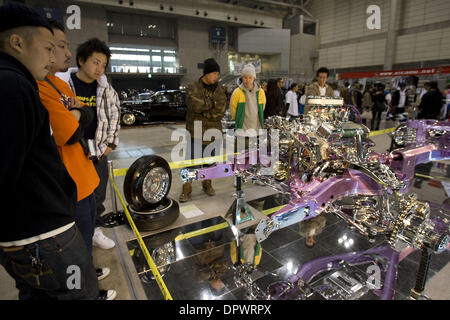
[93,227,115,250]
[96,267,110,281]
[97,289,117,300]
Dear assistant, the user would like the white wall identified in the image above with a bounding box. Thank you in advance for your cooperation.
[395,27,450,64]
[177,18,229,85]
[237,28,290,72]
[305,0,450,70]
[397,0,450,29]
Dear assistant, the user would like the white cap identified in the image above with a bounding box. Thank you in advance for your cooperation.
[241,64,256,78]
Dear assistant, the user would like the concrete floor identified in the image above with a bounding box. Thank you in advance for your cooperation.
[1,118,449,300]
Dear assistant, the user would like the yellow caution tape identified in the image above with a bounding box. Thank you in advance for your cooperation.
[112,152,237,177]
[369,127,396,136]
[262,205,287,216]
[172,205,288,242]
[414,173,450,182]
[113,168,129,177]
[168,153,233,170]
[174,222,229,241]
[108,171,173,300]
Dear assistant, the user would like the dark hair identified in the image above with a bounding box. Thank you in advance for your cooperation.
[289,82,298,90]
[429,81,439,90]
[316,67,329,77]
[266,79,278,96]
[47,18,64,32]
[376,83,385,90]
[76,38,111,68]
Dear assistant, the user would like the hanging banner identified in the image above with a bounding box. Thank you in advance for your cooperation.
[338,66,449,80]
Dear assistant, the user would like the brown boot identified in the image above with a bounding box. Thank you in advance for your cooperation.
[202,179,215,196]
[179,181,192,202]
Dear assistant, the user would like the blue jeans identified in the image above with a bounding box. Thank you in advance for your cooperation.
[0,224,99,300]
[74,193,96,255]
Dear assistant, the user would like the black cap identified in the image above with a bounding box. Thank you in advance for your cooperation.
[203,58,220,75]
[0,2,53,34]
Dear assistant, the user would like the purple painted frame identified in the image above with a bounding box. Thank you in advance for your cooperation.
[189,120,450,242]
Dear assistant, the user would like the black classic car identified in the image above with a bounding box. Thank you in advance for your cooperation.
[120,90,187,125]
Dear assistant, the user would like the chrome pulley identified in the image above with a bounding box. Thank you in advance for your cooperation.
[391,124,417,147]
[389,195,449,253]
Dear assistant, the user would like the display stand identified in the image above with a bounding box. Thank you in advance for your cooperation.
[225,176,254,226]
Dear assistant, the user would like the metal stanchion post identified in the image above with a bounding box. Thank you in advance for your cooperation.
[108,160,118,214]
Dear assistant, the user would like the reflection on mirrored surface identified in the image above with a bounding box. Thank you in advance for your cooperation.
[126,170,449,300]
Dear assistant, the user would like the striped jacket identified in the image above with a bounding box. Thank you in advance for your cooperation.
[57,68,120,158]
[229,84,266,129]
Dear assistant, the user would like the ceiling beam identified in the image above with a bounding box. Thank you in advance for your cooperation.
[74,0,284,28]
[255,0,314,19]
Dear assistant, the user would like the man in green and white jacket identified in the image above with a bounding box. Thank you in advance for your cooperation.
[229,64,266,152]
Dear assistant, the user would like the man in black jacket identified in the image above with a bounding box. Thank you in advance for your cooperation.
[418,81,443,120]
[0,3,99,300]
[370,84,387,131]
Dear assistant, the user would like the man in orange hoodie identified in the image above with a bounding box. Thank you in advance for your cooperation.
[37,19,116,300]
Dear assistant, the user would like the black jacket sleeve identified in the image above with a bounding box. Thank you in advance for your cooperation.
[66,107,94,145]
[1,97,32,194]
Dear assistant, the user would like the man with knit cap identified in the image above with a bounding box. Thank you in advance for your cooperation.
[229,63,266,152]
[179,58,227,202]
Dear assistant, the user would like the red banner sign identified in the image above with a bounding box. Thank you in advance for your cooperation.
[338,66,449,79]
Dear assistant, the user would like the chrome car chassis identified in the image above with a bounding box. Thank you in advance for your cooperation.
[180,97,450,299]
